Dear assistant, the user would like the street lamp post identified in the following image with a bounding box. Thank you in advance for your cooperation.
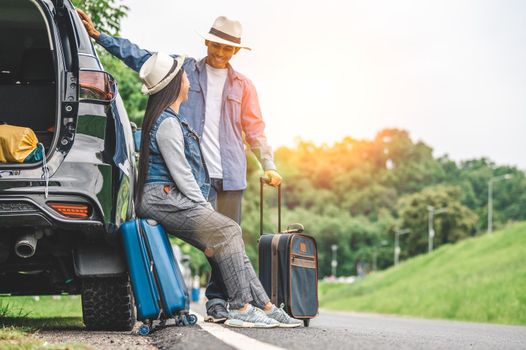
[372,240,388,271]
[427,206,447,253]
[394,228,410,266]
[331,244,338,277]
[488,174,512,234]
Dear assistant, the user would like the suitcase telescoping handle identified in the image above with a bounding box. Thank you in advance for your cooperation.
[260,176,281,236]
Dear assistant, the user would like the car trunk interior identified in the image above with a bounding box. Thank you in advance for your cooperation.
[0,0,57,162]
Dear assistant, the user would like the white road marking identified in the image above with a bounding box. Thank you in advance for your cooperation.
[190,309,287,350]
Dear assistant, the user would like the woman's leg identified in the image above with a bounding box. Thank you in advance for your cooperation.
[242,253,270,308]
[138,185,256,309]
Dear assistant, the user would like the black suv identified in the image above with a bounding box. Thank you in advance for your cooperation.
[0,0,137,330]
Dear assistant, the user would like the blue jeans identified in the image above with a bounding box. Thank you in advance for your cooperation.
[205,178,244,302]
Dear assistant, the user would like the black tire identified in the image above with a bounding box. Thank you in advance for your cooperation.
[81,275,136,331]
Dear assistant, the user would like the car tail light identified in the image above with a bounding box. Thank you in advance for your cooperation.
[48,202,90,219]
[79,70,115,101]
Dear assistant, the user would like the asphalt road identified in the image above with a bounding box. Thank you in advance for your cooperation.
[153,302,526,350]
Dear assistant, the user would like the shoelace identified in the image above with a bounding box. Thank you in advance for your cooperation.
[273,306,296,323]
[253,307,274,323]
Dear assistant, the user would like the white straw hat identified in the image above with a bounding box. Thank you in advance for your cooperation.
[139,52,185,95]
[201,16,251,50]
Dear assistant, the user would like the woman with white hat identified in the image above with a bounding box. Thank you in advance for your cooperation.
[135,52,302,328]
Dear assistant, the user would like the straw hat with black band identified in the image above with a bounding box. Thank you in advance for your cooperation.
[201,16,251,50]
[139,52,186,95]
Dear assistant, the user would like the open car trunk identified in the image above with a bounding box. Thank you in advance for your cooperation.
[0,0,59,164]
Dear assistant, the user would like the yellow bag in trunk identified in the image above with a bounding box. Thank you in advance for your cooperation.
[0,124,38,163]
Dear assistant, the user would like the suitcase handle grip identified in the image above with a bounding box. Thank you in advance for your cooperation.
[260,177,281,236]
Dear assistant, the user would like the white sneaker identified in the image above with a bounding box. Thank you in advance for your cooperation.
[265,305,303,328]
[225,304,279,328]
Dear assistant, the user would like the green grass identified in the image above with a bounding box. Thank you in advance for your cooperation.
[320,222,526,325]
[0,295,87,349]
[0,295,82,318]
[0,295,83,329]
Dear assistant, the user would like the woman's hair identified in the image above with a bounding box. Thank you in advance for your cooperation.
[136,68,184,205]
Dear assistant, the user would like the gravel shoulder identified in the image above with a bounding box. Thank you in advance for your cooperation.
[31,302,230,350]
[33,319,234,350]
[33,323,157,350]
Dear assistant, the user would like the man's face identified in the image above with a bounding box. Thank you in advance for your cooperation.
[205,40,241,69]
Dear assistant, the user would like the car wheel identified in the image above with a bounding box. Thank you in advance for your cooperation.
[81,275,136,331]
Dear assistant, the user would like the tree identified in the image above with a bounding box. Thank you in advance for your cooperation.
[377,129,444,194]
[433,157,526,231]
[398,185,478,256]
[72,0,128,36]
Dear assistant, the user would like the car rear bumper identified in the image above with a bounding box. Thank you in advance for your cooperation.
[0,193,104,232]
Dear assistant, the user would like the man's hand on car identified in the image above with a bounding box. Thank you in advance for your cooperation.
[264,170,282,187]
[76,8,100,40]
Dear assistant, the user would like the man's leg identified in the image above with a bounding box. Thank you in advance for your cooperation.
[215,181,243,224]
[205,179,228,300]
[204,179,229,322]
[205,179,244,322]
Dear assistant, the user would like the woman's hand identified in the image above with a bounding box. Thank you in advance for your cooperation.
[263,170,282,187]
[76,8,101,40]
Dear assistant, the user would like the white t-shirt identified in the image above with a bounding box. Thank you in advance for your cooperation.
[202,64,228,179]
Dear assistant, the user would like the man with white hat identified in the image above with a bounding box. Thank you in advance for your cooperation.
[77,10,282,323]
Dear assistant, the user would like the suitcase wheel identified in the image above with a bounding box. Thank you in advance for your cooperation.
[175,315,185,326]
[182,315,190,326]
[187,314,198,325]
[138,324,151,336]
[303,319,310,327]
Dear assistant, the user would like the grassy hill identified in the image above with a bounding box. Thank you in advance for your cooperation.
[320,222,526,325]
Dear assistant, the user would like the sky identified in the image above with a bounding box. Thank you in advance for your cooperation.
[119,0,526,169]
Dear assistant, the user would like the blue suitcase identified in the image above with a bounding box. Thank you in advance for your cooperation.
[120,218,196,335]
